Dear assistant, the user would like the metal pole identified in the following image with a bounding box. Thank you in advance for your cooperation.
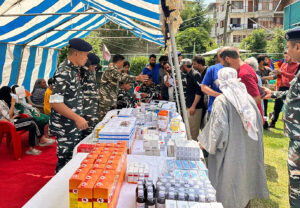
[0,11,113,17]
[168,46,181,115]
[168,21,192,140]
[223,1,231,46]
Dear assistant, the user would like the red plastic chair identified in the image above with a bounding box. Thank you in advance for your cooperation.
[0,114,30,160]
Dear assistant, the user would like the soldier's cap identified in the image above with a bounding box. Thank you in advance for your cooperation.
[180,58,192,67]
[88,53,100,65]
[285,28,300,41]
[68,38,92,52]
[177,51,182,57]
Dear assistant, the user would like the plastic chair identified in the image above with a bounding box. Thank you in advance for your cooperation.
[0,114,30,160]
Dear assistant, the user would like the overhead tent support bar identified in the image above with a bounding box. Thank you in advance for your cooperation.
[0,11,113,17]
[168,21,192,140]
[168,46,181,115]
[85,37,141,39]
[53,29,133,31]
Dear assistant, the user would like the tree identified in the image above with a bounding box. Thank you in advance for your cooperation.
[180,0,213,32]
[240,29,268,53]
[84,31,102,58]
[267,28,286,60]
[130,56,149,76]
[176,27,217,54]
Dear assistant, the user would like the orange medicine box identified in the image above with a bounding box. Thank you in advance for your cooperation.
[93,163,106,169]
[93,180,114,208]
[81,158,96,164]
[95,157,109,164]
[86,153,99,160]
[77,176,98,208]
[69,168,91,208]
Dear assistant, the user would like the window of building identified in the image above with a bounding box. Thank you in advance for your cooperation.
[233,35,244,43]
[232,1,243,9]
[230,18,241,28]
[220,20,224,28]
[262,0,270,10]
[280,17,283,25]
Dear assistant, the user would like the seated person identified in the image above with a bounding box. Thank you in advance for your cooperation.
[139,74,160,103]
[44,78,53,115]
[12,85,51,141]
[0,86,54,155]
[31,79,47,106]
[117,81,139,108]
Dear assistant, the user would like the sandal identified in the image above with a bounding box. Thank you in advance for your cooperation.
[26,148,42,155]
[39,138,55,146]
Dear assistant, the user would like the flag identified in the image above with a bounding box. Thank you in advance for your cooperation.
[103,44,111,61]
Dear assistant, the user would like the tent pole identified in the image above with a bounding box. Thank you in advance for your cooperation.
[16,45,25,86]
[168,21,191,140]
[167,46,181,115]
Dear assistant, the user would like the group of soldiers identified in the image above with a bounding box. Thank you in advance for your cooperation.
[49,38,148,172]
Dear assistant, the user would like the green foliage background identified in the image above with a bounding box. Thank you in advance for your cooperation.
[130,56,149,76]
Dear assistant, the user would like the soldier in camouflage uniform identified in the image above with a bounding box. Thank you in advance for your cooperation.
[265,29,300,208]
[139,74,160,102]
[117,82,137,108]
[98,54,148,120]
[50,38,91,172]
[81,53,100,139]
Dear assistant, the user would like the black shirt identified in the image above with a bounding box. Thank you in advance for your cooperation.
[185,69,203,109]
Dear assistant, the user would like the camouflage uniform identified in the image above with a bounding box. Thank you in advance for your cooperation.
[99,64,136,120]
[272,68,300,207]
[117,88,137,109]
[139,83,160,102]
[50,59,83,172]
[81,68,99,139]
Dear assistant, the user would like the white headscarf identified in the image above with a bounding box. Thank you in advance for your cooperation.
[217,67,259,141]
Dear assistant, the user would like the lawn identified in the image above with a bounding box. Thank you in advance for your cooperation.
[251,101,290,208]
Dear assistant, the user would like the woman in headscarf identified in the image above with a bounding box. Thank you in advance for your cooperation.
[31,79,47,105]
[198,67,269,208]
[0,86,54,155]
[12,85,50,138]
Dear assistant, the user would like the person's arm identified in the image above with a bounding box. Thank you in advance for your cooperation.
[279,69,297,80]
[8,97,16,119]
[189,95,200,115]
[50,70,88,130]
[261,75,275,81]
[240,74,261,105]
[201,84,221,97]
[51,103,87,130]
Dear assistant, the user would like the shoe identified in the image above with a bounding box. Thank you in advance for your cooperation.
[26,148,42,155]
[269,123,276,128]
[39,138,55,146]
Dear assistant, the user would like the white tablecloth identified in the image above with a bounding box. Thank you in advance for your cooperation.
[23,154,168,208]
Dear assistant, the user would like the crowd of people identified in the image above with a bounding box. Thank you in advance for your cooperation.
[0,28,299,208]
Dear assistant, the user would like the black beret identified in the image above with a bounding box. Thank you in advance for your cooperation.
[69,38,92,52]
[285,28,300,41]
[88,53,100,65]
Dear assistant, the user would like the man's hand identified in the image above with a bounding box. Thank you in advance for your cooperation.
[136,74,148,82]
[141,93,148,98]
[75,116,88,130]
[165,81,171,87]
[145,98,151,103]
[189,106,196,116]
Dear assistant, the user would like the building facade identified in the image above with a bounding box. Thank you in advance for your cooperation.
[207,0,295,46]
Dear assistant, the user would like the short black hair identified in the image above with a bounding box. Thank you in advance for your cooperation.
[149,54,156,59]
[257,54,268,64]
[113,54,125,63]
[220,47,239,60]
[192,55,206,66]
[123,61,130,67]
[147,74,152,79]
[163,62,170,67]
[48,78,53,86]
[159,55,168,63]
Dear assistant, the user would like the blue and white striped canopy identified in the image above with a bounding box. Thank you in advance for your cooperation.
[0,0,163,91]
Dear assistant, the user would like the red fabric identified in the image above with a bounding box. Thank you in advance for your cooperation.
[278,62,299,87]
[0,134,57,208]
[238,63,264,119]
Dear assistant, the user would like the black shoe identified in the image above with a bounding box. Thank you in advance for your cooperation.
[269,122,276,128]
[263,121,269,130]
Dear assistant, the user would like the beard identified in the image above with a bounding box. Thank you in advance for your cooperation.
[224,60,230,67]
[150,63,156,67]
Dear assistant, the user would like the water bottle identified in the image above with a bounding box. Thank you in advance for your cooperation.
[156,191,166,208]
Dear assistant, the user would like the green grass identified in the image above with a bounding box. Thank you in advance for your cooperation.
[251,101,289,208]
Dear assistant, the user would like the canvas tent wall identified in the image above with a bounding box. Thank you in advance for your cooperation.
[0,0,164,91]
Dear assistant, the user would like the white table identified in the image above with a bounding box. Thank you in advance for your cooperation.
[23,154,168,208]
